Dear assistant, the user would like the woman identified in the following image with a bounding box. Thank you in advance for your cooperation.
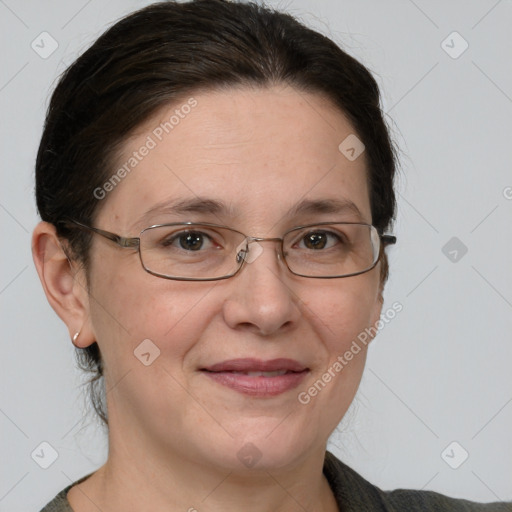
[32,1,509,510]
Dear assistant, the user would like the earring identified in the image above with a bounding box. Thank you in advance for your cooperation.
[72,330,81,344]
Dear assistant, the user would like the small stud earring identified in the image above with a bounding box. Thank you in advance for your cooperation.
[72,330,81,343]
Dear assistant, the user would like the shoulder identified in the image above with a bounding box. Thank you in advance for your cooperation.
[323,451,512,512]
[39,473,93,512]
[382,488,512,511]
[38,486,74,512]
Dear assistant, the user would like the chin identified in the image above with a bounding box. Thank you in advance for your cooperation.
[203,419,315,473]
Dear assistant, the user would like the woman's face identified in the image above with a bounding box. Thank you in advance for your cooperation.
[83,84,383,471]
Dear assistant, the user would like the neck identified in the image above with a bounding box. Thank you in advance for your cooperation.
[68,426,338,512]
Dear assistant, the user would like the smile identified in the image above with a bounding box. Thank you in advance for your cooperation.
[200,358,309,396]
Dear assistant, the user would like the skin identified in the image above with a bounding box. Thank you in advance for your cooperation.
[33,84,385,512]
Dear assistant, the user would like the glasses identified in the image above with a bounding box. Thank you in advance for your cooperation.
[61,220,396,281]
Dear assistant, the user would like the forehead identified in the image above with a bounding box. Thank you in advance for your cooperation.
[98,84,371,232]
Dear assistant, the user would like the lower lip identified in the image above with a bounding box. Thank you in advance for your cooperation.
[201,370,309,397]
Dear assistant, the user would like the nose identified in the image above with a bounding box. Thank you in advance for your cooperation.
[222,239,301,336]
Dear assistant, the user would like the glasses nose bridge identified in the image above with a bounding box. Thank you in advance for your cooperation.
[249,235,283,244]
[238,235,285,266]
[247,236,284,254]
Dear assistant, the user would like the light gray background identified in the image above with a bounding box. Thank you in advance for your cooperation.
[1,0,511,510]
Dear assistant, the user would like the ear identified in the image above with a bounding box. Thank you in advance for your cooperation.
[32,221,96,348]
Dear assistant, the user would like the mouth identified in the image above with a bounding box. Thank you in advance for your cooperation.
[199,358,309,397]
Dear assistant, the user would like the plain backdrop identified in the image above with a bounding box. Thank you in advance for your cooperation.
[1,0,511,510]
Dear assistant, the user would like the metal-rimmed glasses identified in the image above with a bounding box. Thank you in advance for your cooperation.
[60,219,396,281]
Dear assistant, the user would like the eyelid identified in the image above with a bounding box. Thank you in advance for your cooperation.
[286,226,338,246]
[284,222,358,235]
[147,221,365,239]
[152,224,230,249]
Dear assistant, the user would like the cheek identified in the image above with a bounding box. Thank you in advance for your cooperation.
[293,280,377,436]
[87,252,217,373]
[305,275,380,352]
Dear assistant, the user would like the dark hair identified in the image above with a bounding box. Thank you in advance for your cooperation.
[35,0,398,426]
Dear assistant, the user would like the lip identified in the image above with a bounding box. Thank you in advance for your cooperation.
[202,358,307,373]
[200,358,309,397]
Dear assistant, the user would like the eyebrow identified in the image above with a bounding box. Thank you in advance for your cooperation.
[136,196,366,227]
[137,198,236,227]
[288,198,365,220]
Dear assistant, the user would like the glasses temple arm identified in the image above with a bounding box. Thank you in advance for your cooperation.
[58,220,140,248]
[380,234,397,246]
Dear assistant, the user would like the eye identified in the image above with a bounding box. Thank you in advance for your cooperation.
[162,230,216,251]
[296,230,343,250]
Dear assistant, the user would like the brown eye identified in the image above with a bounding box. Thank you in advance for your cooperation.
[298,231,342,250]
[161,231,213,251]
[303,232,327,249]
[178,232,205,251]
